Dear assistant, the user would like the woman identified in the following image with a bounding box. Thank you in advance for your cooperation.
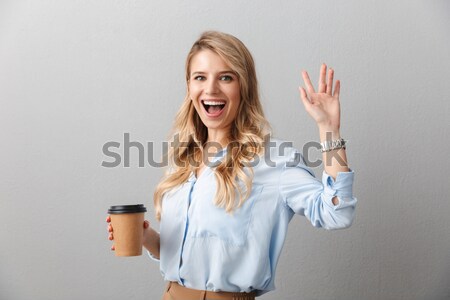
[107,31,357,300]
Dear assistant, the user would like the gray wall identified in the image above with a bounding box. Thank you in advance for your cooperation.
[1,0,449,299]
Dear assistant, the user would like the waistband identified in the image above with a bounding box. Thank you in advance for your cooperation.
[166,281,257,300]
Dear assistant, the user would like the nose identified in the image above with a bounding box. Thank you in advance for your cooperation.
[205,78,219,95]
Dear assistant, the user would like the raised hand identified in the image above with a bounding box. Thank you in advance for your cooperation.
[299,63,341,131]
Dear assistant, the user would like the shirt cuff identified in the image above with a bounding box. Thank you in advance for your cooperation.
[322,169,355,208]
[146,249,160,262]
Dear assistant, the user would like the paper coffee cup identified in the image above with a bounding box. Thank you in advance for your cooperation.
[108,204,147,257]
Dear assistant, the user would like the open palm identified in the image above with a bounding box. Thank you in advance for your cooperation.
[299,63,341,130]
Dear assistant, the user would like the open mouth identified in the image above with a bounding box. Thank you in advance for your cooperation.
[201,100,226,115]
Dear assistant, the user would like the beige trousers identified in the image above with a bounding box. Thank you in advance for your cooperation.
[161,281,256,300]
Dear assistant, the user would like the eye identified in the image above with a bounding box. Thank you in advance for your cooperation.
[194,75,206,81]
[220,75,233,81]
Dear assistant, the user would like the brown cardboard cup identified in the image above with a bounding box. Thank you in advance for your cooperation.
[108,204,147,257]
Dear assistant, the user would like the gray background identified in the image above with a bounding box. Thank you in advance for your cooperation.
[1,0,449,299]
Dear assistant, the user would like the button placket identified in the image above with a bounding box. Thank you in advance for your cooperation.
[178,178,196,283]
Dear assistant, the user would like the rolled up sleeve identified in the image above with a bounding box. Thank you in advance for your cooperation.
[279,149,358,230]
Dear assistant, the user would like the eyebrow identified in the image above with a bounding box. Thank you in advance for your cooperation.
[191,70,236,76]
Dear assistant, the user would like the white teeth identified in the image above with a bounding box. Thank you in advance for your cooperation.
[203,100,226,105]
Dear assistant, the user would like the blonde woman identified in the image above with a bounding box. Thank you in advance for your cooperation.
[107,31,357,300]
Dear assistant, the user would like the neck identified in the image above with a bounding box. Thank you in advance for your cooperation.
[206,128,231,149]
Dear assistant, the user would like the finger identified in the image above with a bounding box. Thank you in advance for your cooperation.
[318,63,327,93]
[333,80,341,98]
[301,71,316,94]
[299,87,313,109]
[144,220,150,229]
[111,245,115,251]
[109,233,114,240]
[108,224,113,232]
[106,216,111,223]
[326,68,334,95]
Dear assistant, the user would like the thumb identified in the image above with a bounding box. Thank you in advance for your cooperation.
[144,220,150,229]
[299,87,312,110]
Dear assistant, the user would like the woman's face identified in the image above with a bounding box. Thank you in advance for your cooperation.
[188,49,241,139]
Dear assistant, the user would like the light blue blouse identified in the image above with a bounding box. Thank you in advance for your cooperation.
[148,138,357,297]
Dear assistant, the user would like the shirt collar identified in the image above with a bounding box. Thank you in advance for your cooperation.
[187,147,228,182]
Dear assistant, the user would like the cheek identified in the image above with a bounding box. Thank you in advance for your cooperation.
[229,86,241,106]
[191,98,202,113]
[188,83,199,99]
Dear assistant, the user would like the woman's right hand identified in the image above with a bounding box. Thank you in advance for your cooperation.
[106,216,150,251]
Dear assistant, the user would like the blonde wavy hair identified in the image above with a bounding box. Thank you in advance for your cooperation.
[153,31,271,221]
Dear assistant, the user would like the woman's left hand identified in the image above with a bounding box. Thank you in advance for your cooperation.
[299,63,341,130]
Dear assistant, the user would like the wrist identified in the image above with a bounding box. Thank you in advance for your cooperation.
[143,227,156,246]
[143,227,160,258]
[318,127,341,142]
